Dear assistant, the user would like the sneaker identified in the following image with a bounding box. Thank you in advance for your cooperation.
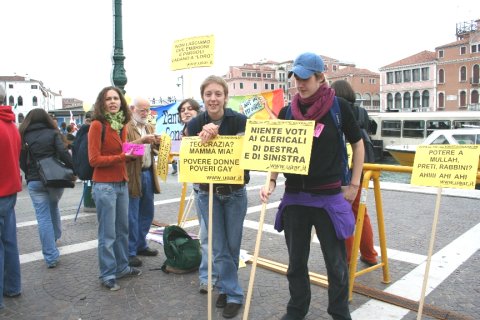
[128,256,143,267]
[137,247,159,256]
[199,283,208,294]
[103,279,120,291]
[117,267,142,279]
[216,293,227,308]
[47,261,58,268]
[222,303,242,318]
[3,292,21,298]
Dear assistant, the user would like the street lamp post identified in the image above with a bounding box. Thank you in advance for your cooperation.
[111,0,127,93]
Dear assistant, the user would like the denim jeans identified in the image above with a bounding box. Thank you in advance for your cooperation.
[282,205,351,320]
[195,187,218,286]
[196,187,247,305]
[128,170,154,256]
[0,194,21,309]
[27,180,64,266]
[93,182,129,282]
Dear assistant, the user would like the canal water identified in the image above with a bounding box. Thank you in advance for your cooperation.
[377,155,412,184]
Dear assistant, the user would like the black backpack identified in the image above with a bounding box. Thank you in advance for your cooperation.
[353,106,376,163]
[72,123,105,180]
[161,225,201,274]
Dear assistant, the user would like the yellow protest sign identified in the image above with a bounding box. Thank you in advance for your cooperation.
[178,136,244,184]
[411,145,480,189]
[171,35,215,71]
[156,134,172,182]
[241,119,315,174]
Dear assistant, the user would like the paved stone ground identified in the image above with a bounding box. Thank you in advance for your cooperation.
[2,173,479,320]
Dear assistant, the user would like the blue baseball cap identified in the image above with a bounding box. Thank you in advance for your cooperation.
[288,52,325,79]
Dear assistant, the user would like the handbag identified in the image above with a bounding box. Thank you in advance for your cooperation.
[37,156,76,188]
[25,140,76,189]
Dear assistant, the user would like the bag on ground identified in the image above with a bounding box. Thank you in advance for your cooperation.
[161,225,201,274]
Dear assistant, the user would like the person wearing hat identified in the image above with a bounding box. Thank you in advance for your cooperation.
[260,52,364,320]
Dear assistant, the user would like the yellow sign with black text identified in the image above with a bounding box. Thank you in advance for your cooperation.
[171,35,215,70]
[411,145,480,189]
[156,133,171,182]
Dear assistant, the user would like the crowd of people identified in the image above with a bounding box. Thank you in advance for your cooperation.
[0,52,377,319]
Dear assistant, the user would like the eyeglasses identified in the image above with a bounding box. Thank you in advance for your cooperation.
[136,108,149,113]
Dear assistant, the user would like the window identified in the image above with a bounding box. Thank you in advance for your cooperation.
[460,90,466,107]
[472,90,479,104]
[438,92,445,109]
[361,78,364,84]
[17,96,23,106]
[421,67,429,81]
[266,74,272,79]
[332,65,337,71]
[438,69,445,83]
[427,120,450,135]
[264,83,268,90]
[33,96,38,106]
[403,92,411,109]
[253,83,257,90]
[395,93,402,108]
[403,70,411,82]
[395,71,402,83]
[31,85,38,89]
[363,93,371,107]
[257,73,261,77]
[381,120,401,137]
[438,50,444,58]
[472,44,478,53]
[422,90,430,109]
[240,83,244,89]
[460,66,467,82]
[413,91,420,108]
[370,78,376,84]
[387,72,394,84]
[242,72,246,77]
[9,96,14,105]
[460,46,466,55]
[403,120,425,138]
[263,74,267,78]
[387,93,393,109]
[412,69,420,81]
[472,64,479,84]
[247,72,251,77]
[270,84,274,90]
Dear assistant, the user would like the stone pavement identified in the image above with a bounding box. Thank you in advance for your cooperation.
[2,173,479,320]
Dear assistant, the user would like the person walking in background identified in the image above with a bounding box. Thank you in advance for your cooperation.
[19,108,74,268]
[177,98,217,293]
[187,76,249,319]
[0,86,22,309]
[260,52,364,320]
[331,79,378,267]
[125,97,161,268]
[89,86,142,291]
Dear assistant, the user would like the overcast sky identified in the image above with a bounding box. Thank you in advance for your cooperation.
[2,0,479,104]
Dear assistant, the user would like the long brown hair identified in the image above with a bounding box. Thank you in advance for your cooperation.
[92,86,131,124]
[18,108,58,143]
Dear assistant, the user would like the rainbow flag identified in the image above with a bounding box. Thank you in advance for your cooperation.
[228,89,284,119]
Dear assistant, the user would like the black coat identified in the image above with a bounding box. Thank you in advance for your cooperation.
[20,123,74,182]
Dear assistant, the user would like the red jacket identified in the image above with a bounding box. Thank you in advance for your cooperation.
[0,106,22,196]
[88,120,129,183]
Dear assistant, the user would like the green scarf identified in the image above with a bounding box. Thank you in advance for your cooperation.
[105,111,125,133]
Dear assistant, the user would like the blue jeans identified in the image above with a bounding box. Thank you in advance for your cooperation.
[282,205,351,320]
[197,187,247,305]
[128,170,154,256]
[93,182,129,282]
[0,194,21,309]
[27,181,63,266]
[194,187,218,286]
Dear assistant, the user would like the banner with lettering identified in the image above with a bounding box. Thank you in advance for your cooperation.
[228,89,284,120]
[171,35,215,70]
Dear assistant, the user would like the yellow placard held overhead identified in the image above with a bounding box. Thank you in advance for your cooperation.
[171,35,215,71]
[411,145,480,189]
[178,136,244,184]
[241,119,315,174]
[156,134,172,182]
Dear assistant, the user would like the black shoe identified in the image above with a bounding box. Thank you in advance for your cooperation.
[280,314,304,320]
[128,256,142,267]
[216,294,227,308]
[222,303,242,318]
[360,256,378,267]
[137,247,159,256]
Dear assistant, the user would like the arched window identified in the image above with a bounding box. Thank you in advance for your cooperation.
[372,94,380,108]
[471,90,479,104]
[460,66,467,82]
[394,92,402,109]
[422,90,430,109]
[387,93,393,110]
[33,96,38,106]
[438,69,445,83]
[355,93,362,102]
[413,91,421,108]
[17,96,23,106]
[364,93,371,107]
[460,91,467,107]
[473,64,479,84]
[403,92,411,109]
[438,92,445,108]
[18,113,25,123]
[9,96,14,106]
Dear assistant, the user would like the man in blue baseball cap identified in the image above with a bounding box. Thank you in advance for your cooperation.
[288,52,325,79]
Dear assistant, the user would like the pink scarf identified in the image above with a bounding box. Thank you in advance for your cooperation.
[291,83,335,121]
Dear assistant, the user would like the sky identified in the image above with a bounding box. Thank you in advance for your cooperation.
[2,0,479,105]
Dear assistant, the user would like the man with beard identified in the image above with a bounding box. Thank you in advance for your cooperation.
[126,97,161,267]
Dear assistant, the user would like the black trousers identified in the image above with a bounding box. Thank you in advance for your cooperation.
[282,205,352,320]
